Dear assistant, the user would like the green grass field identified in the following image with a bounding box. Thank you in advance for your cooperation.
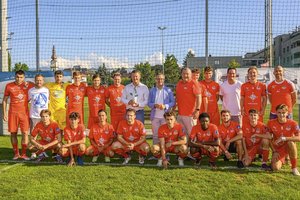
[1,104,300,199]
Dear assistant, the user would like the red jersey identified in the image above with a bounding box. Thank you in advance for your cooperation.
[66,83,87,113]
[267,119,300,149]
[89,123,114,146]
[242,121,267,148]
[116,120,146,143]
[190,124,219,143]
[158,123,186,143]
[241,81,266,114]
[106,84,126,113]
[200,80,220,113]
[176,80,201,116]
[31,121,61,143]
[218,121,241,143]
[86,86,107,118]
[64,124,85,142]
[4,81,34,113]
[267,80,296,113]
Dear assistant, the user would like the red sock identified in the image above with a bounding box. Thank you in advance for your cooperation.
[21,144,27,155]
[12,143,19,155]
[262,149,269,162]
[291,158,297,169]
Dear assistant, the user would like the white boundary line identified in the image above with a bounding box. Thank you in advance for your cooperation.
[0,163,23,173]
[0,160,267,171]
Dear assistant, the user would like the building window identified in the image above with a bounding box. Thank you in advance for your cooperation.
[287,46,289,52]
[214,60,220,65]
[294,52,300,59]
[283,48,285,53]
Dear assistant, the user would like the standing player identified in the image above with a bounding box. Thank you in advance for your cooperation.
[176,67,202,136]
[151,111,187,168]
[111,109,150,165]
[267,104,300,176]
[2,70,34,160]
[60,112,86,166]
[192,68,208,114]
[240,66,267,125]
[86,74,107,129]
[106,72,126,130]
[219,67,242,124]
[189,113,220,168]
[85,110,115,163]
[267,65,297,119]
[45,70,69,131]
[28,74,49,131]
[29,109,62,162]
[66,71,87,126]
[200,66,220,125]
[242,109,270,169]
[218,110,244,167]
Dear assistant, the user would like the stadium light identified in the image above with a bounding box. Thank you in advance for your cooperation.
[158,26,167,74]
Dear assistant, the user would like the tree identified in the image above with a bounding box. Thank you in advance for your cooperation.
[228,59,241,68]
[98,63,110,84]
[13,62,29,71]
[182,50,195,68]
[164,54,180,84]
[8,52,11,71]
[134,62,155,88]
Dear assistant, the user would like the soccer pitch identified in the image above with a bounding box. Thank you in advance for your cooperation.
[0,103,300,199]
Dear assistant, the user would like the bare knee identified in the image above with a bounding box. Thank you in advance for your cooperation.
[151,145,160,155]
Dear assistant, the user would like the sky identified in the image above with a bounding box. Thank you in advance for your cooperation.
[7,0,300,70]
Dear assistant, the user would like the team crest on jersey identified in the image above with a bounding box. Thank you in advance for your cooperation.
[249,94,257,101]
[128,135,135,141]
[255,128,260,133]
[99,137,105,145]
[286,126,291,131]
[206,91,212,98]
[49,128,53,133]
[230,129,234,133]
[104,130,109,134]
[134,128,139,132]
[100,90,104,93]
[206,131,211,136]
[184,86,187,90]
[173,130,178,135]
[212,86,216,90]
[17,93,24,100]
[80,87,85,92]
[256,86,261,90]
[74,95,81,101]
[95,96,100,103]
[45,136,51,142]
[282,86,286,90]
[214,130,219,136]
[272,126,277,131]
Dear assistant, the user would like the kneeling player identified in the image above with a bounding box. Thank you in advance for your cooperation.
[242,109,270,169]
[85,110,115,163]
[60,112,86,166]
[151,111,188,168]
[267,104,300,176]
[29,109,63,162]
[189,113,220,169]
[218,110,244,168]
[111,109,150,165]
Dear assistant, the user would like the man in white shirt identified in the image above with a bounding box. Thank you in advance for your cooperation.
[28,74,50,132]
[121,70,149,124]
[219,68,242,124]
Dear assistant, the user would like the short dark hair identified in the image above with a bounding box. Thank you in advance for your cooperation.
[15,70,25,76]
[131,70,141,75]
[69,112,80,120]
[54,70,64,76]
[35,74,44,79]
[98,109,107,115]
[72,71,81,77]
[276,104,288,112]
[113,72,122,78]
[40,109,51,117]
[191,68,200,73]
[220,110,231,115]
[204,66,213,72]
[248,109,259,115]
[92,73,101,80]
[164,111,176,118]
[126,108,136,114]
[199,112,210,120]
[227,67,237,74]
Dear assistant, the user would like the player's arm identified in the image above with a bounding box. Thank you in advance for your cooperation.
[30,134,43,149]
[42,139,59,150]
[105,98,111,107]
[201,138,220,146]
[64,137,86,147]
[226,131,243,147]
[67,140,75,166]
[275,133,300,144]
[171,136,187,146]
[240,95,245,115]
[159,137,169,169]
[219,139,232,159]
[242,137,249,159]
[261,95,267,116]
[117,134,130,146]
[192,94,201,119]
[133,135,146,147]
[251,132,272,140]
[2,96,9,122]
[291,91,297,107]
[189,137,204,148]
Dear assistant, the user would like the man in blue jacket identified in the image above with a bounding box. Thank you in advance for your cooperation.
[148,73,175,145]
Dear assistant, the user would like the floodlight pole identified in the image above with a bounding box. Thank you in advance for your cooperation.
[158,26,166,74]
[35,0,40,71]
[205,0,208,66]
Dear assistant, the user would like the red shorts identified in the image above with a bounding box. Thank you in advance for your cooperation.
[208,111,220,126]
[62,145,85,157]
[123,141,149,156]
[88,116,99,129]
[247,144,262,160]
[89,145,112,157]
[8,111,30,133]
[110,114,125,130]
[274,144,289,163]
